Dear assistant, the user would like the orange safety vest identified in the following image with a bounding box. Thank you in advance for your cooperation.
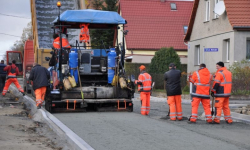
[7,66,17,78]
[53,37,71,49]
[190,67,212,99]
[79,23,90,43]
[212,67,232,97]
[137,72,152,92]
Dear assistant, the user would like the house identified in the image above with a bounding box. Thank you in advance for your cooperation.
[116,0,194,64]
[184,0,250,73]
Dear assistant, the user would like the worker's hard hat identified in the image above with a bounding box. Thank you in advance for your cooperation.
[139,65,146,70]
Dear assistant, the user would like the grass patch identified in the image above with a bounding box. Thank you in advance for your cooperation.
[232,90,250,96]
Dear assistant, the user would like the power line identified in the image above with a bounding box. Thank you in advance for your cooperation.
[0,33,21,37]
[0,13,30,19]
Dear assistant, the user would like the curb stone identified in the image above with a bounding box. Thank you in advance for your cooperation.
[9,84,94,150]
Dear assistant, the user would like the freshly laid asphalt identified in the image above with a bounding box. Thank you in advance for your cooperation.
[54,94,250,150]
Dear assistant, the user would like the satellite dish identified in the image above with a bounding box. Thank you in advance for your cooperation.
[214,1,226,15]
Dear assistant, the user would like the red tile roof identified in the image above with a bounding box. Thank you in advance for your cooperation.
[225,0,250,28]
[185,0,250,42]
[120,0,194,50]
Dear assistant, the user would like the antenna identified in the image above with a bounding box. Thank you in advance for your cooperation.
[214,1,226,16]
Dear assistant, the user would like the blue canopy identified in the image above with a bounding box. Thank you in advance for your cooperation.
[54,9,126,24]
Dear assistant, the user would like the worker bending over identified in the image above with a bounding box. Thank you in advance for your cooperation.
[211,62,233,124]
[2,60,24,96]
[189,63,212,123]
[164,63,182,121]
[135,65,152,115]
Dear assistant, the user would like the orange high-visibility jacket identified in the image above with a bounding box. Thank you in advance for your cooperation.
[212,67,232,97]
[53,37,71,49]
[136,71,152,92]
[4,64,20,78]
[79,23,90,43]
[190,67,212,99]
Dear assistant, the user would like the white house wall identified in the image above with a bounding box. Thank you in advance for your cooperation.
[188,31,234,73]
[190,0,233,41]
[234,31,250,62]
[188,0,236,73]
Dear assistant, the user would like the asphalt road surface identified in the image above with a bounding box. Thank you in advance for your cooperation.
[53,94,250,150]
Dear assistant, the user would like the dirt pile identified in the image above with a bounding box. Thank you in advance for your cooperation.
[0,97,70,150]
[233,105,250,115]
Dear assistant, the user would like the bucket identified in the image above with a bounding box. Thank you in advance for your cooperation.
[63,78,72,91]
[68,76,77,87]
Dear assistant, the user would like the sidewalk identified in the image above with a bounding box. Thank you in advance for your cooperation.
[0,94,68,150]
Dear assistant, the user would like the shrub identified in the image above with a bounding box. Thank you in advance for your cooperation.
[229,60,250,95]
[148,47,181,74]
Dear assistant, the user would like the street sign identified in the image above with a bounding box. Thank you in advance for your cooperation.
[204,48,218,52]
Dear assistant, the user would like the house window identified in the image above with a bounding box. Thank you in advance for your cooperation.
[183,26,188,34]
[195,45,200,65]
[205,1,210,21]
[170,3,177,10]
[223,39,230,62]
[246,40,250,59]
[214,0,219,18]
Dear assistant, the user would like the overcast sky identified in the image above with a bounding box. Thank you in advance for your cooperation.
[0,0,31,60]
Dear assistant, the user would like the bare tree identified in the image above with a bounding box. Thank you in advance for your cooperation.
[10,22,33,54]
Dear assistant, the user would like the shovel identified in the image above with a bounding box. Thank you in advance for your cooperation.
[77,67,87,108]
[211,96,215,116]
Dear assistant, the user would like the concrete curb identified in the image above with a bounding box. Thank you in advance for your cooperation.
[9,84,94,150]
[231,112,250,124]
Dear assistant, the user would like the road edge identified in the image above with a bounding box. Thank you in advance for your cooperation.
[9,84,94,150]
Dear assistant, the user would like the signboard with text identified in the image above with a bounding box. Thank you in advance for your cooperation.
[204,48,218,52]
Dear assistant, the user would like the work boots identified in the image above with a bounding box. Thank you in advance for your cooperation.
[226,119,233,124]
[213,118,220,124]
[37,103,42,109]
[188,117,196,123]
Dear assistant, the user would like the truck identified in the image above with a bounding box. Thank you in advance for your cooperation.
[23,40,34,94]
[6,40,34,95]
[43,6,135,113]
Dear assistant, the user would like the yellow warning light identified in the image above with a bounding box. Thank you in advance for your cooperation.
[57,1,61,7]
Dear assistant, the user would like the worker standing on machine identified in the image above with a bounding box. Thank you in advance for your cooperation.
[53,33,71,49]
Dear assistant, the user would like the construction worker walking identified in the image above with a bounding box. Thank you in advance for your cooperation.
[0,60,7,93]
[2,60,24,96]
[29,63,50,109]
[211,61,233,124]
[135,65,152,115]
[189,63,212,123]
[164,63,182,121]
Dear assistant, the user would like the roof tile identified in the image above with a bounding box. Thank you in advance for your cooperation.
[120,0,193,50]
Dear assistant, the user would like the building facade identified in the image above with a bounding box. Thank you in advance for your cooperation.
[185,0,250,73]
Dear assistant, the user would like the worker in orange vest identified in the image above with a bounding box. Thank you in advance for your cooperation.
[211,61,233,124]
[53,34,71,49]
[135,65,152,115]
[164,63,182,121]
[2,60,24,96]
[79,23,90,43]
[29,63,50,109]
[189,63,212,123]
